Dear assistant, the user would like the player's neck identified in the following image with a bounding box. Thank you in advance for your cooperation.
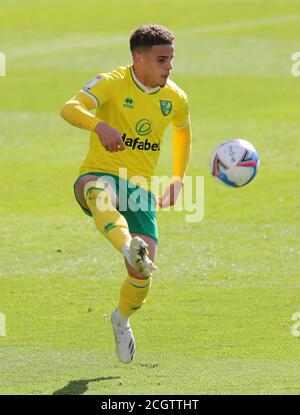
[131,64,159,90]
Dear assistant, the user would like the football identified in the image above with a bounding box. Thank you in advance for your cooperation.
[210,139,259,187]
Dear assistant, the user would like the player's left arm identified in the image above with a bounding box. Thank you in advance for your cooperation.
[173,121,192,183]
[158,121,192,208]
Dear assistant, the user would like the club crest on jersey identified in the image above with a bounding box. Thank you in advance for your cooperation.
[160,100,172,116]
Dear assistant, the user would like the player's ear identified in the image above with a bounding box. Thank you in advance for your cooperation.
[132,49,143,64]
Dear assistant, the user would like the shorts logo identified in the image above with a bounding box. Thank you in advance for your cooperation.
[135,119,152,136]
[160,100,172,116]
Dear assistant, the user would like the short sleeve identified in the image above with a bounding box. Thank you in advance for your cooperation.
[171,94,190,129]
[80,72,115,108]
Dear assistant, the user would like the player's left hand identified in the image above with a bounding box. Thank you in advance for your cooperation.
[156,179,183,208]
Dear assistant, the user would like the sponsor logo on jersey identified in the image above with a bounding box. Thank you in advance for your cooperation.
[123,97,134,108]
[135,119,152,136]
[160,100,172,116]
[122,133,160,151]
[84,74,102,90]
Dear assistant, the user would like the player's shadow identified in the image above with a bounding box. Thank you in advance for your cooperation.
[52,376,121,395]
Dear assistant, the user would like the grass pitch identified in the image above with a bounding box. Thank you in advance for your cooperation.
[1,0,300,394]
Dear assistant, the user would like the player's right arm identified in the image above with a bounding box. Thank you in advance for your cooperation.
[60,91,125,152]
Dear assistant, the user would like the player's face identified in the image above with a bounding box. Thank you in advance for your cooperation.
[140,44,174,88]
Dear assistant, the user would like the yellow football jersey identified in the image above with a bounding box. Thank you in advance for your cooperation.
[79,65,189,185]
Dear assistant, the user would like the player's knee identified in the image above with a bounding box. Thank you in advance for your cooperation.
[84,181,118,210]
[84,181,104,201]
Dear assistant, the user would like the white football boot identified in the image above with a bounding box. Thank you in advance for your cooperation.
[111,309,135,364]
[129,236,157,278]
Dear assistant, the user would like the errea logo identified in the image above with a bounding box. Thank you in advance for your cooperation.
[123,97,134,109]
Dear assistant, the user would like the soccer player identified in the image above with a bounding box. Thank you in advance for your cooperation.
[60,24,191,364]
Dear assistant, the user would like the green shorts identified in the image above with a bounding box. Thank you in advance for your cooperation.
[73,172,158,243]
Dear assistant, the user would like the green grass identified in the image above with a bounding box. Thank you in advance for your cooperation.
[1,0,300,394]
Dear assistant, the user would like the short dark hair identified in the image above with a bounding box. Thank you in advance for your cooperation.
[130,24,174,52]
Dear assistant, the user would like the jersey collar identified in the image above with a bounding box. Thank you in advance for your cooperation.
[129,65,160,95]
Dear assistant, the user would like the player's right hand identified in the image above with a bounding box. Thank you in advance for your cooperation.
[94,121,125,152]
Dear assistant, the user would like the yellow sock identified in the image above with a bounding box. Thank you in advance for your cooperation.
[85,184,131,254]
[118,275,151,318]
